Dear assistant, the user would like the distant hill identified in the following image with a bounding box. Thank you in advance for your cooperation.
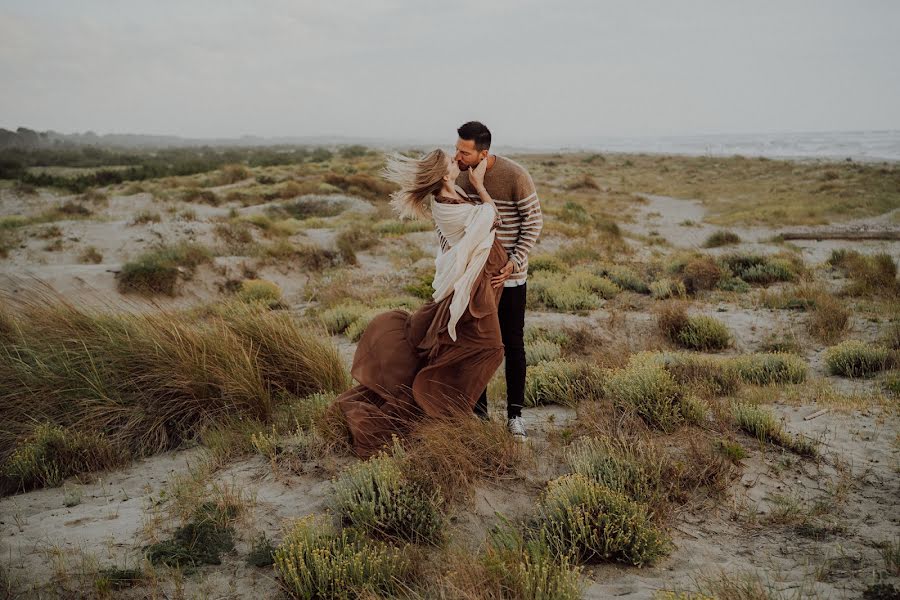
[0,127,411,151]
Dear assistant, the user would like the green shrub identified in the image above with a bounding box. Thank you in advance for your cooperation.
[658,305,730,351]
[405,272,435,299]
[639,352,741,396]
[536,474,669,566]
[270,197,346,220]
[320,303,369,335]
[886,371,900,396]
[117,242,213,295]
[680,393,708,425]
[528,270,619,311]
[485,525,583,600]
[703,230,741,248]
[731,402,817,457]
[238,279,283,307]
[526,338,563,366]
[524,360,605,407]
[650,278,687,300]
[719,253,797,285]
[596,265,649,293]
[732,353,807,385]
[565,437,667,508]
[675,315,731,351]
[274,516,413,599]
[715,276,751,293]
[604,361,682,432]
[528,255,566,273]
[1,423,123,491]
[330,445,445,544]
[824,340,890,377]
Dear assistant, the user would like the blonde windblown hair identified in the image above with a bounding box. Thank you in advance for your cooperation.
[382,149,448,220]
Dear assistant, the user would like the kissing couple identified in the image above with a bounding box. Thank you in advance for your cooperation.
[334,121,544,459]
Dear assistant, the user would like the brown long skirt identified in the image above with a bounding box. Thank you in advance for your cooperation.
[334,238,508,458]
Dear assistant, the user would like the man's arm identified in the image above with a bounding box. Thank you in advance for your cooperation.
[509,170,543,271]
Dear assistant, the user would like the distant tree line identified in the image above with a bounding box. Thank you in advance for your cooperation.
[0,145,338,193]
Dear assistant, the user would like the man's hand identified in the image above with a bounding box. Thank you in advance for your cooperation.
[491,260,515,288]
[468,157,488,191]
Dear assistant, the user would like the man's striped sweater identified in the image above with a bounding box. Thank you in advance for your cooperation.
[436,155,543,287]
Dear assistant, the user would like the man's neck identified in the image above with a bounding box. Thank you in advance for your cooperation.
[486,154,497,171]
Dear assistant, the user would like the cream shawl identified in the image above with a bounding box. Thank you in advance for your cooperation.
[431,199,497,341]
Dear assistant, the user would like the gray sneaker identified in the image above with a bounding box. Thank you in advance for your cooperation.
[507,416,527,440]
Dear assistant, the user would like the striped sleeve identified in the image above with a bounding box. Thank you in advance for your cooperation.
[509,171,543,272]
[436,224,449,255]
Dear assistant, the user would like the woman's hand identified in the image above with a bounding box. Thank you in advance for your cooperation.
[468,157,488,192]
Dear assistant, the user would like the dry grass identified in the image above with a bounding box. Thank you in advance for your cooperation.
[828,249,899,298]
[0,293,348,491]
[656,302,731,351]
[403,417,530,504]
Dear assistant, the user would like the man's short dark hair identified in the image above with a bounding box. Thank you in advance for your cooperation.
[457,121,491,151]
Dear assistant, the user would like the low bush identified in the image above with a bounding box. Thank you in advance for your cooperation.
[117,242,212,295]
[274,516,413,599]
[703,230,741,248]
[524,360,605,407]
[657,303,730,351]
[237,279,283,308]
[650,278,687,300]
[528,270,619,312]
[481,526,583,600]
[536,474,670,566]
[525,337,563,366]
[596,264,649,293]
[604,361,682,432]
[731,353,807,385]
[330,444,445,544]
[824,340,890,377]
[565,436,668,511]
[731,402,817,456]
[719,253,798,285]
[1,423,124,492]
[639,352,741,396]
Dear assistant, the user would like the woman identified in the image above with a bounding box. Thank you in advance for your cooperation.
[333,149,508,458]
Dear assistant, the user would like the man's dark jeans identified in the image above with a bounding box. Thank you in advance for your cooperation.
[475,282,526,420]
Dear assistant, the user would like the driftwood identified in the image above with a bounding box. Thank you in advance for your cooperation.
[778,230,900,241]
[803,408,830,421]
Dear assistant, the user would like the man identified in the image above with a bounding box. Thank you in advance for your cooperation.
[436,121,543,440]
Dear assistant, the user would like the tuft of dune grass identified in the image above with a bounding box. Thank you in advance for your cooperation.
[0,294,348,490]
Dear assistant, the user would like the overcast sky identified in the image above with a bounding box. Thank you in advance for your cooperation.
[2,1,899,145]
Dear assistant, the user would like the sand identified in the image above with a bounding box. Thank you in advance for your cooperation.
[1,181,897,597]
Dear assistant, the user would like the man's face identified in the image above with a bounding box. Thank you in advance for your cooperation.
[455,138,487,171]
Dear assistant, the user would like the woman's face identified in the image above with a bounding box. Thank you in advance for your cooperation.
[445,153,461,183]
